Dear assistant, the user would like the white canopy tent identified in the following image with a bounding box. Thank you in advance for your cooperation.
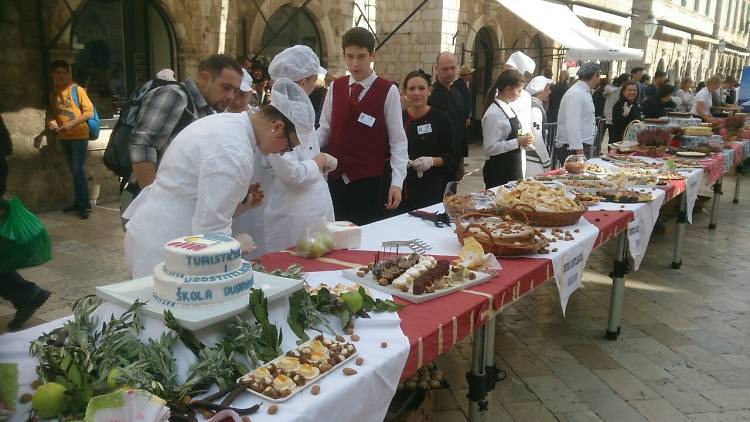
[498,0,644,61]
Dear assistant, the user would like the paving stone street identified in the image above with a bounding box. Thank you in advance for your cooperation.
[3,145,750,421]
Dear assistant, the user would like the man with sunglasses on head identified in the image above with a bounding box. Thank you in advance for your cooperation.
[127,55,243,196]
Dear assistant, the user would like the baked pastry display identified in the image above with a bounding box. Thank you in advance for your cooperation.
[456,213,545,256]
[684,126,713,136]
[495,180,587,226]
[596,189,654,203]
[239,334,357,401]
[443,191,496,221]
[586,163,614,174]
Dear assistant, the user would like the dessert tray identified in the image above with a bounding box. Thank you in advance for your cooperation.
[95,272,303,330]
[585,163,615,175]
[596,189,654,203]
[342,252,492,303]
[239,334,358,403]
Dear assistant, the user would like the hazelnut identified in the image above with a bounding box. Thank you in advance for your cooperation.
[268,404,279,415]
[343,367,358,376]
[202,410,215,419]
[319,363,333,373]
[378,278,389,286]
[20,393,33,404]
[468,272,476,280]
[356,357,364,366]
[181,395,192,406]
[335,334,345,342]
[351,334,360,341]
[381,342,388,348]
[344,326,354,335]
[311,385,321,395]
[241,417,251,422]
[552,248,558,252]
[574,229,580,233]
[357,271,366,277]
[359,267,368,272]
[31,380,42,389]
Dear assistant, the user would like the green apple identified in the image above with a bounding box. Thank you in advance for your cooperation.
[308,239,327,258]
[106,368,122,390]
[31,382,66,419]
[341,292,363,314]
[321,235,335,252]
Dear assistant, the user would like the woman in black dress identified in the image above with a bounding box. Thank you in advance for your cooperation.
[399,70,457,211]
[481,69,531,188]
[610,81,642,143]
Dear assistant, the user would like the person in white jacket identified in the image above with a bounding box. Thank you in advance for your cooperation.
[123,79,315,278]
[555,62,600,164]
[524,75,553,177]
[232,45,336,257]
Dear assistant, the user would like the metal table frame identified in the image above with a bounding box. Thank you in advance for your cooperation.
[466,231,631,420]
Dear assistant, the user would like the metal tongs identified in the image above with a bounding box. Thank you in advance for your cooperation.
[408,210,452,228]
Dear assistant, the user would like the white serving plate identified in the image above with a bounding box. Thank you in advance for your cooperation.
[341,266,492,304]
[676,151,707,158]
[95,272,303,330]
[238,335,358,403]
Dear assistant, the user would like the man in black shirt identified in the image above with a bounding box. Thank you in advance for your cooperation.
[428,52,465,179]
[642,84,676,118]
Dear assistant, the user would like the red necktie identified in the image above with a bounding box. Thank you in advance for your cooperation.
[349,83,364,105]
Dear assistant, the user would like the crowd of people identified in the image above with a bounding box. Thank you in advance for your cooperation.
[3,26,746,328]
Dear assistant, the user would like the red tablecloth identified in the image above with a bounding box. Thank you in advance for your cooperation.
[260,210,634,379]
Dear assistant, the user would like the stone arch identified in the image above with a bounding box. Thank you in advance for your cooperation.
[467,23,501,115]
[249,0,337,68]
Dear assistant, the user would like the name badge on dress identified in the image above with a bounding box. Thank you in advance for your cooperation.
[417,123,433,135]
[358,113,376,127]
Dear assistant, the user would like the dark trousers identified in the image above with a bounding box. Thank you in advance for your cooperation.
[328,176,386,226]
[556,145,592,167]
[62,140,89,208]
[0,272,41,309]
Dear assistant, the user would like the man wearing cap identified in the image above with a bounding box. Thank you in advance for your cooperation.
[525,75,553,176]
[124,79,315,278]
[554,62,600,163]
[233,45,335,257]
[428,52,465,179]
[454,64,474,128]
[227,69,254,113]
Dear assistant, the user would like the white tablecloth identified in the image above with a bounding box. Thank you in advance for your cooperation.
[0,272,409,422]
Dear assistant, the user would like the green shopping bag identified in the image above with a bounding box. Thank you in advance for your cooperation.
[0,197,52,271]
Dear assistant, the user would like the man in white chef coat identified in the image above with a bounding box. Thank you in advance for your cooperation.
[554,62,601,165]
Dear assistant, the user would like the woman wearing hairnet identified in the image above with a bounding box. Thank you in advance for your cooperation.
[233,45,335,257]
[123,79,315,278]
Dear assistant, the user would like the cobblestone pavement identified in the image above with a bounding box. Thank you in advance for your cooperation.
[3,144,750,422]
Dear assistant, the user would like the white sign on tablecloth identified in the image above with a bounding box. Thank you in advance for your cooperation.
[588,188,665,271]
[0,272,409,422]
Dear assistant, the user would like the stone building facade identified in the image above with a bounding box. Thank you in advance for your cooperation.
[2,0,749,211]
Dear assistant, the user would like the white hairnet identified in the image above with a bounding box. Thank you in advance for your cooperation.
[525,75,553,95]
[240,69,253,92]
[269,45,327,82]
[506,51,536,75]
[270,78,315,136]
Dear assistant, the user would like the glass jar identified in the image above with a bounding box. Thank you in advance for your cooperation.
[564,154,587,174]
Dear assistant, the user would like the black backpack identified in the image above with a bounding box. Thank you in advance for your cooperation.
[103,80,193,179]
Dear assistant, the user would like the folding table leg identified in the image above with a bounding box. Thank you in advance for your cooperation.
[734,170,741,204]
[468,324,488,422]
[709,177,723,230]
[606,232,629,340]
[671,193,687,269]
